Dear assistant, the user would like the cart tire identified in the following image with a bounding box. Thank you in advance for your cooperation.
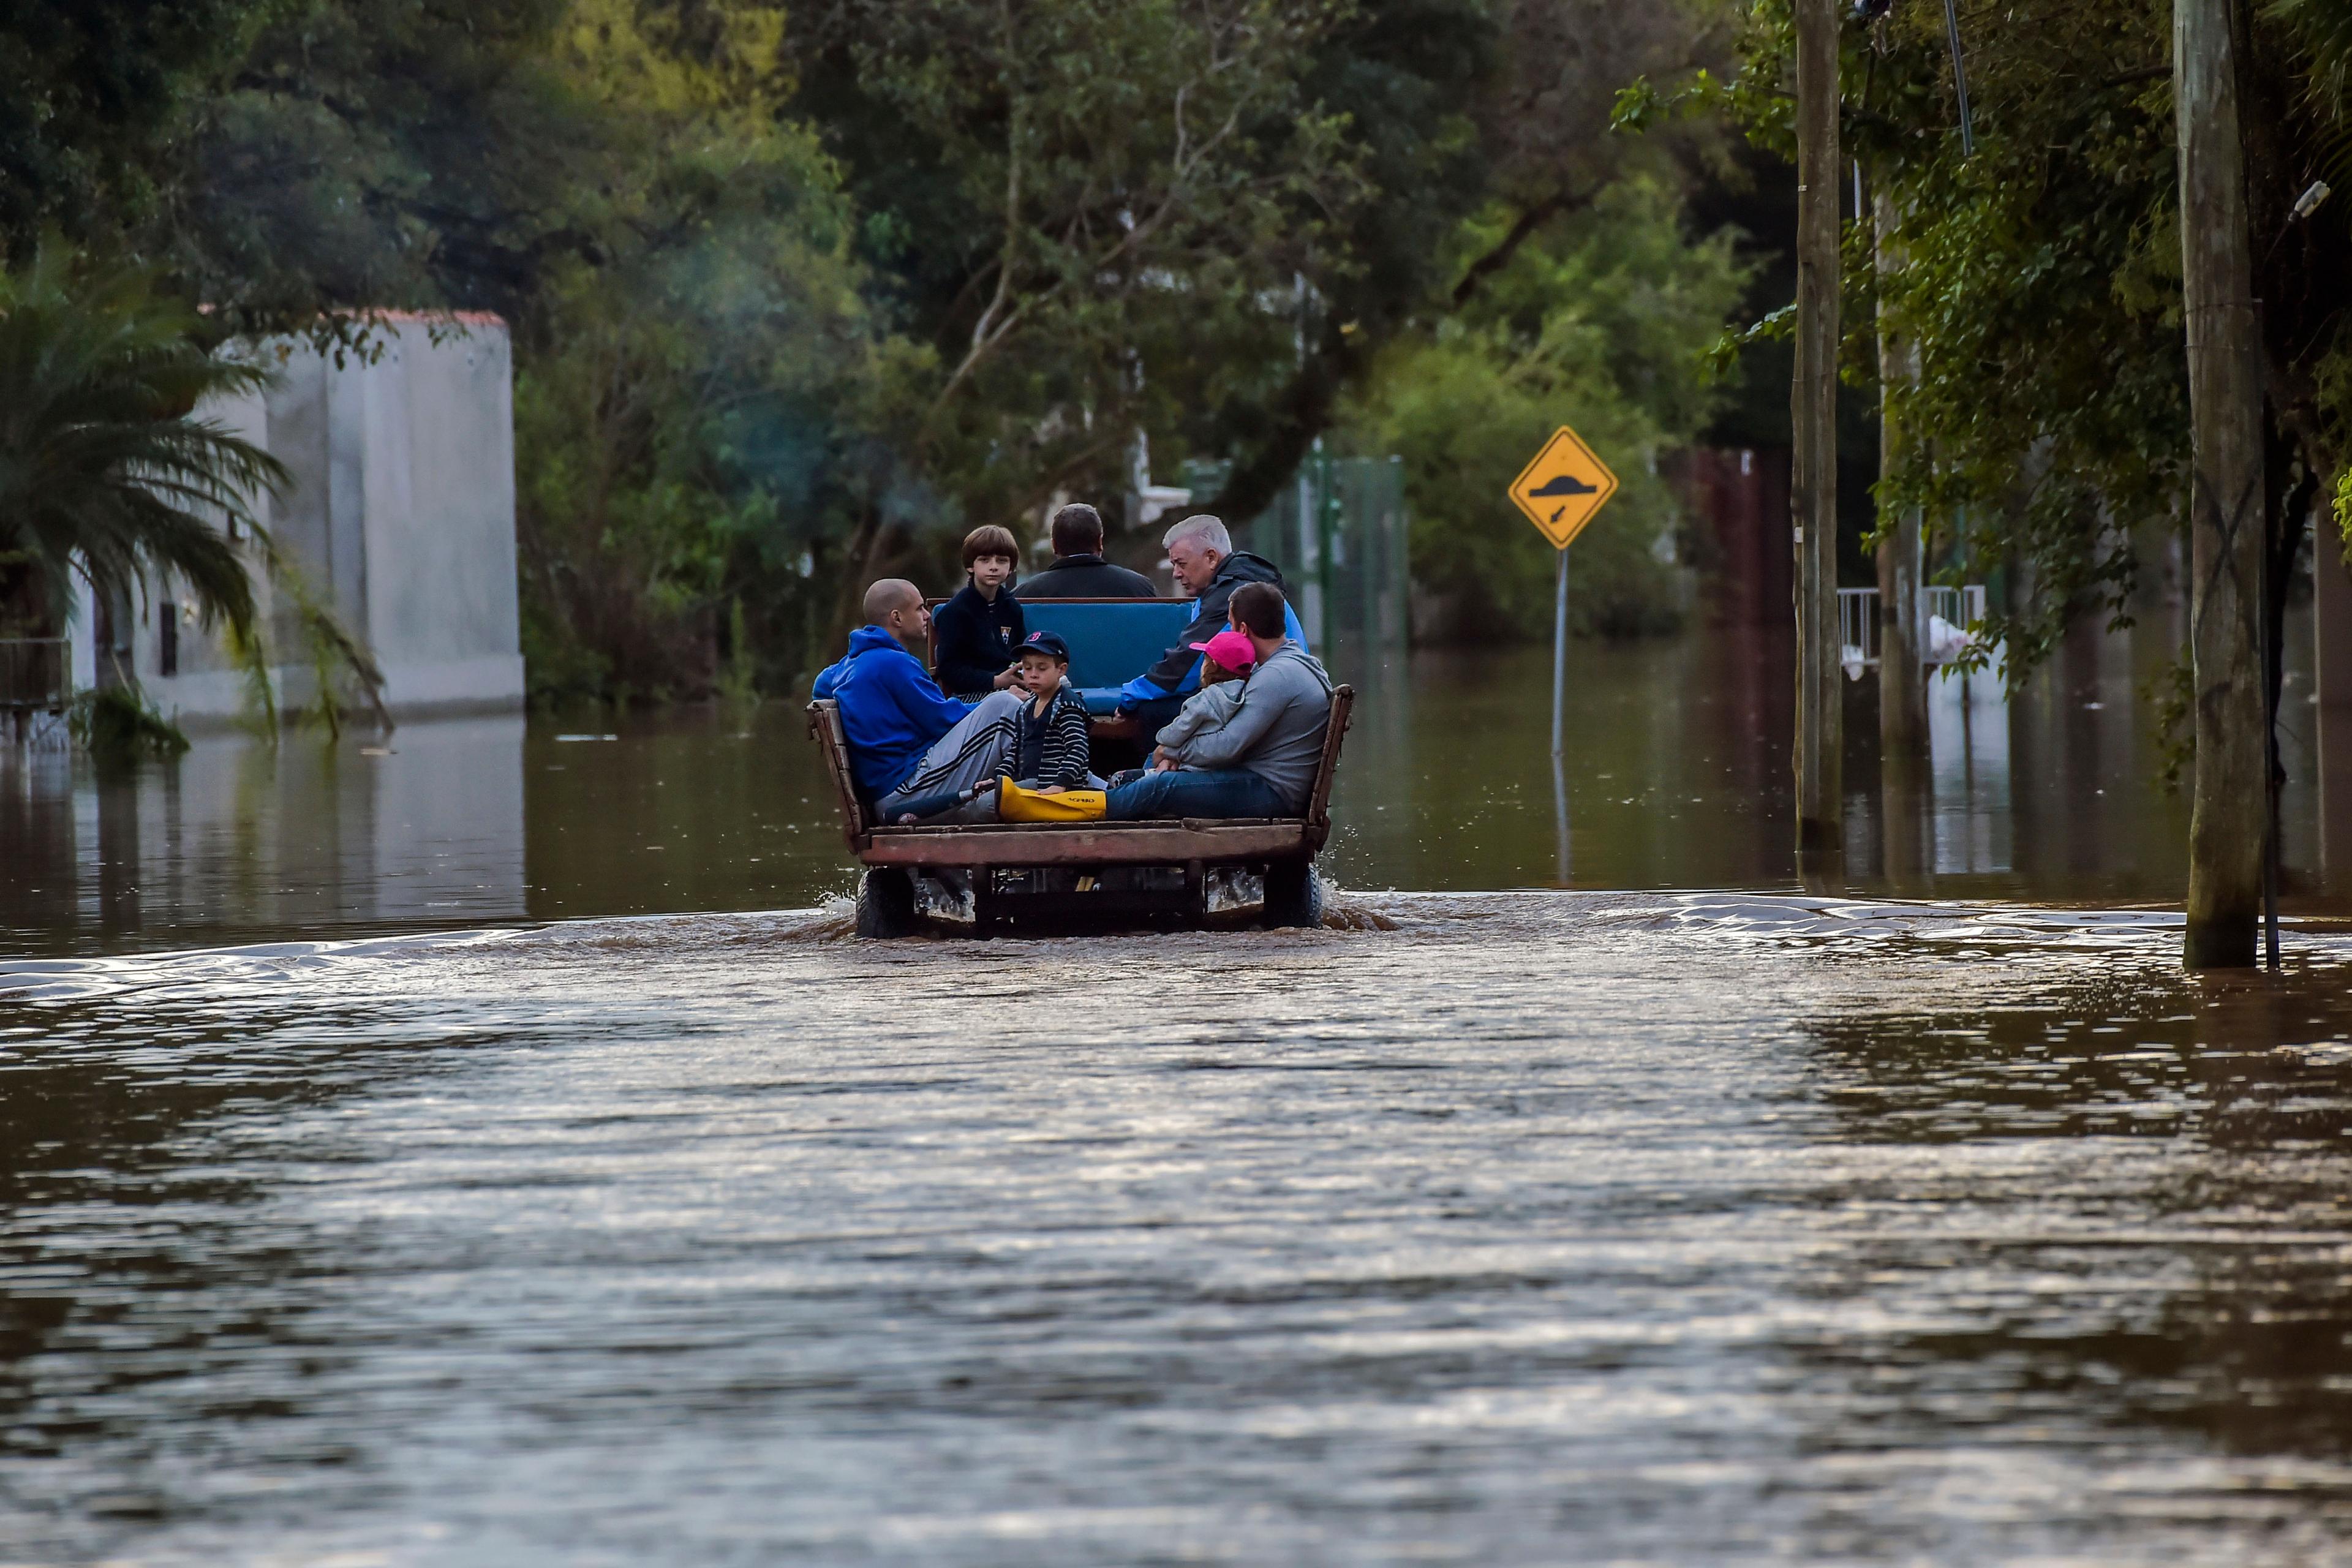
[855,867,921,940]
[1262,860,1325,929]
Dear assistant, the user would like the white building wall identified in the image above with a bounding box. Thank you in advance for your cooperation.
[360,319,524,714]
[66,577,96,694]
[113,313,525,730]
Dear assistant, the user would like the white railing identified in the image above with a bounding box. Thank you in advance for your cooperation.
[1833,586,1988,669]
[1926,583,1987,634]
[1838,587,1879,669]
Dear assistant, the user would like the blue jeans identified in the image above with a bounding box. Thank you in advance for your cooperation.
[1106,767,1290,820]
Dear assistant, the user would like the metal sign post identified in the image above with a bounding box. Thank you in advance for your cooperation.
[1551,547,1568,758]
[1508,425,1619,878]
[1551,548,1570,883]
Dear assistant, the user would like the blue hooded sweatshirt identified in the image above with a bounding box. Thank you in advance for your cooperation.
[813,625,972,799]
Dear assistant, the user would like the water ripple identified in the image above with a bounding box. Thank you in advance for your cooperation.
[4,892,2351,1563]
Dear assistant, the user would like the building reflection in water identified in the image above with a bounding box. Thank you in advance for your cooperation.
[1925,662,2012,879]
[0,717,526,952]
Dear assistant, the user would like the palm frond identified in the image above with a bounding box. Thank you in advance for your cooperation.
[2271,0,2352,116]
[258,545,394,734]
[0,239,285,641]
[0,241,395,734]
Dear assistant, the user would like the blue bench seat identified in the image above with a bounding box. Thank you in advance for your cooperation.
[927,594,1307,717]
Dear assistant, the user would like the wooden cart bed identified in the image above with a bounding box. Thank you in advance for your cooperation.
[807,687,1354,870]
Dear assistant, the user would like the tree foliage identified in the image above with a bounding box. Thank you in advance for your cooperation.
[789,0,1486,563]
[1341,176,1749,638]
[1638,0,2352,680]
[2,0,1756,696]
[0,0,268,248]
[510,0,888,699]
[0,242,281,639]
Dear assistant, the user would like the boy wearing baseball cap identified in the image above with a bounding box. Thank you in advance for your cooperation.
[1148,627,1257,769]
[1011,630,1092,792]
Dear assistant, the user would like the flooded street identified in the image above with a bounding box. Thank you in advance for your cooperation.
[16,0,2352,1553]
[6,630,2352,1562]
[9,899,2352,1562]
[12,620,2334,957]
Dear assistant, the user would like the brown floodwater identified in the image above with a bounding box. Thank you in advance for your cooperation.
[9,618,2340,954]
[4,625,2352,1563]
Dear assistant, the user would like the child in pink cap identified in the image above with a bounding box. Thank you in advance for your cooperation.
[1147,627,1257,771]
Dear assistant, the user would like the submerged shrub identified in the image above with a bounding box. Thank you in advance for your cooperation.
[69,685,190,760]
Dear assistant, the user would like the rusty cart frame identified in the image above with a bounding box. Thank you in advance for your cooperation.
[808,687,1354,937]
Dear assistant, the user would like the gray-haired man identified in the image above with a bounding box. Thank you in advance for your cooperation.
[1113,513,1294,735]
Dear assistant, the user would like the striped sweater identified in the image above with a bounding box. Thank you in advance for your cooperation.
[1014,682,1092,788]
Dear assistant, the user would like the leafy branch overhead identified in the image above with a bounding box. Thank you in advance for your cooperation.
[1670,0,2352,684]
[0,0,1752,703]
[796,0,1376,525]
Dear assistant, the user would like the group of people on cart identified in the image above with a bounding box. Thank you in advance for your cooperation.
[814,502,1335,825]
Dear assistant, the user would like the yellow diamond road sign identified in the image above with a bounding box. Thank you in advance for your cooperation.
[1509,424,1619,550]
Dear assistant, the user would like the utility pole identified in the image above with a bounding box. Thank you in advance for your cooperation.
[1874,185,1931,889]
[1793,0,1842,864]
[2175,0,2266,967]
[1874,189,1926,766]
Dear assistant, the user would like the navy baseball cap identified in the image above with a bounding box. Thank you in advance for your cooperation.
[1020,630,1070,660]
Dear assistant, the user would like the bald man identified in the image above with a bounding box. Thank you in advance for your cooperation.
[813,578,1030,818]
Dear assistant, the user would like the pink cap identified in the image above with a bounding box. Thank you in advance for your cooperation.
[1188,628,1258,671]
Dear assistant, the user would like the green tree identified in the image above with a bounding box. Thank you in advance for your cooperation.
[0,0,270,253]
[512,0,889,700]
[1204,0,1727,521]
[170,0,579,331]
[0,244,281,643]
[791,0,1398,567]
[1648,0,2352,685]
[1342,176,1749,638]
[46,0,897,701]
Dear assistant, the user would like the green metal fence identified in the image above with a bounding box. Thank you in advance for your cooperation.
[1179,451,1408,676]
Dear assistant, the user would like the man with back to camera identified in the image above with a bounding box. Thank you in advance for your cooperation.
[813,579,1028,819]
[1106,581,1333,820]
[1016,503,1158,599]
[1112,513,1300,736]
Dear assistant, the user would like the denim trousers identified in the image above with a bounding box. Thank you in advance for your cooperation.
[1105,767,1290,821]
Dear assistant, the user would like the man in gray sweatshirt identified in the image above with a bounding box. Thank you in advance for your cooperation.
[1107,581,1333,820]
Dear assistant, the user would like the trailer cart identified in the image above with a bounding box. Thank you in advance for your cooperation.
[807,684,1353,937]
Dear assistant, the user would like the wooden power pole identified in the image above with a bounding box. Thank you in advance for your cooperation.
[1874,189,1927,769]
[2176,0,2266,967]
[1793,0,1842,862]
[1874,186,1931,889]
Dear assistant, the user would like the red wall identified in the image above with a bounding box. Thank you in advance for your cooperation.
[1670,447,1793,629]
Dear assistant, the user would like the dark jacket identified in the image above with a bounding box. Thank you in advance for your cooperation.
[930,580,1026,697]
[1014,682,1093,788]
[1139,551,1286,693]
[1017,553,1159,600]
[813,625,970,799]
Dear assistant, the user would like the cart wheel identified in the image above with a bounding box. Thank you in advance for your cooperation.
[856,867,920,939]
[1262,860,1325,929]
